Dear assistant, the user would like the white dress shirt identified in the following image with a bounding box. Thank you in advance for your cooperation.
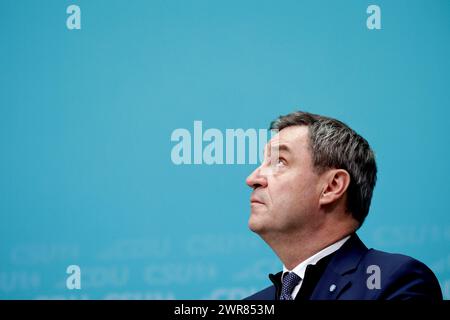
[281,235,351,299]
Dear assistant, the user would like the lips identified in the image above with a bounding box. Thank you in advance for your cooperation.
[250,196,264,204]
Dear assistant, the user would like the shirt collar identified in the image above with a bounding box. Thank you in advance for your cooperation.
[282,235,351,280]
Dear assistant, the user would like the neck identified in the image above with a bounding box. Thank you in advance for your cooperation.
[261,220,357,270]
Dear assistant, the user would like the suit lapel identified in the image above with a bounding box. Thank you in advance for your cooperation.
[310,233,368,300]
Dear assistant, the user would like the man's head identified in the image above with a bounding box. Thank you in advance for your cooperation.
[246,111,377,239]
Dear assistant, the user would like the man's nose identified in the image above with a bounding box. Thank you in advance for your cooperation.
[246,167,268,189]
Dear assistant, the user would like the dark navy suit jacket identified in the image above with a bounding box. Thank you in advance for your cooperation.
[245,234,442,300]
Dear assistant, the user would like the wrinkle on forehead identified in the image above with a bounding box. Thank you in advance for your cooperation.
[265,126,309,157]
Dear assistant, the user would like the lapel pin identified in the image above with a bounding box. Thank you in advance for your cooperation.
[329,284,336,292]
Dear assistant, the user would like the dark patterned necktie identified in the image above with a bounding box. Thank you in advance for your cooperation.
[279,272,301,300]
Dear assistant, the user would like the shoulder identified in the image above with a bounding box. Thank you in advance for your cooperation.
[363,248,437,278]
[359,248,443,300]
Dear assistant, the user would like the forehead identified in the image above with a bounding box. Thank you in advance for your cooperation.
[269,125,310,152]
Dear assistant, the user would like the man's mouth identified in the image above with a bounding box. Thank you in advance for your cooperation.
[250,197,264,205]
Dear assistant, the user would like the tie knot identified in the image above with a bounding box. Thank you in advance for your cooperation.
[280,272,301,300]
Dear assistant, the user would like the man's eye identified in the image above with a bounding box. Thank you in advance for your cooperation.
[275,158,286,167]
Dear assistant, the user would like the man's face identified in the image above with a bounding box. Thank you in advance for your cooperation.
[246,125,323,236]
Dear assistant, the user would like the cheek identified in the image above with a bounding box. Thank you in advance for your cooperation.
[267,181,299,210]
[270,174,319,209]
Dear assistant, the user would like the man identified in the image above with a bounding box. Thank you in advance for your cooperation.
[245,111,442,300]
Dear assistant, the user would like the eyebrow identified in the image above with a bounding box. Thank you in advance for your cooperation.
[276,144,291,153]
[270,143,291,154]
[264,143,291,158]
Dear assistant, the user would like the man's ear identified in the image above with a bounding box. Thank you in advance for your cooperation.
[319,169,351,206]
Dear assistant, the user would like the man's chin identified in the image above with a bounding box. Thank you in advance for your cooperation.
[248,214,267,234]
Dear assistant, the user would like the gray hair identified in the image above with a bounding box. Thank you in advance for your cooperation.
[270,111,377,227]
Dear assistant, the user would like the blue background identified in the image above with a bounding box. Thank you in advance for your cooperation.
[1,0,449,299]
